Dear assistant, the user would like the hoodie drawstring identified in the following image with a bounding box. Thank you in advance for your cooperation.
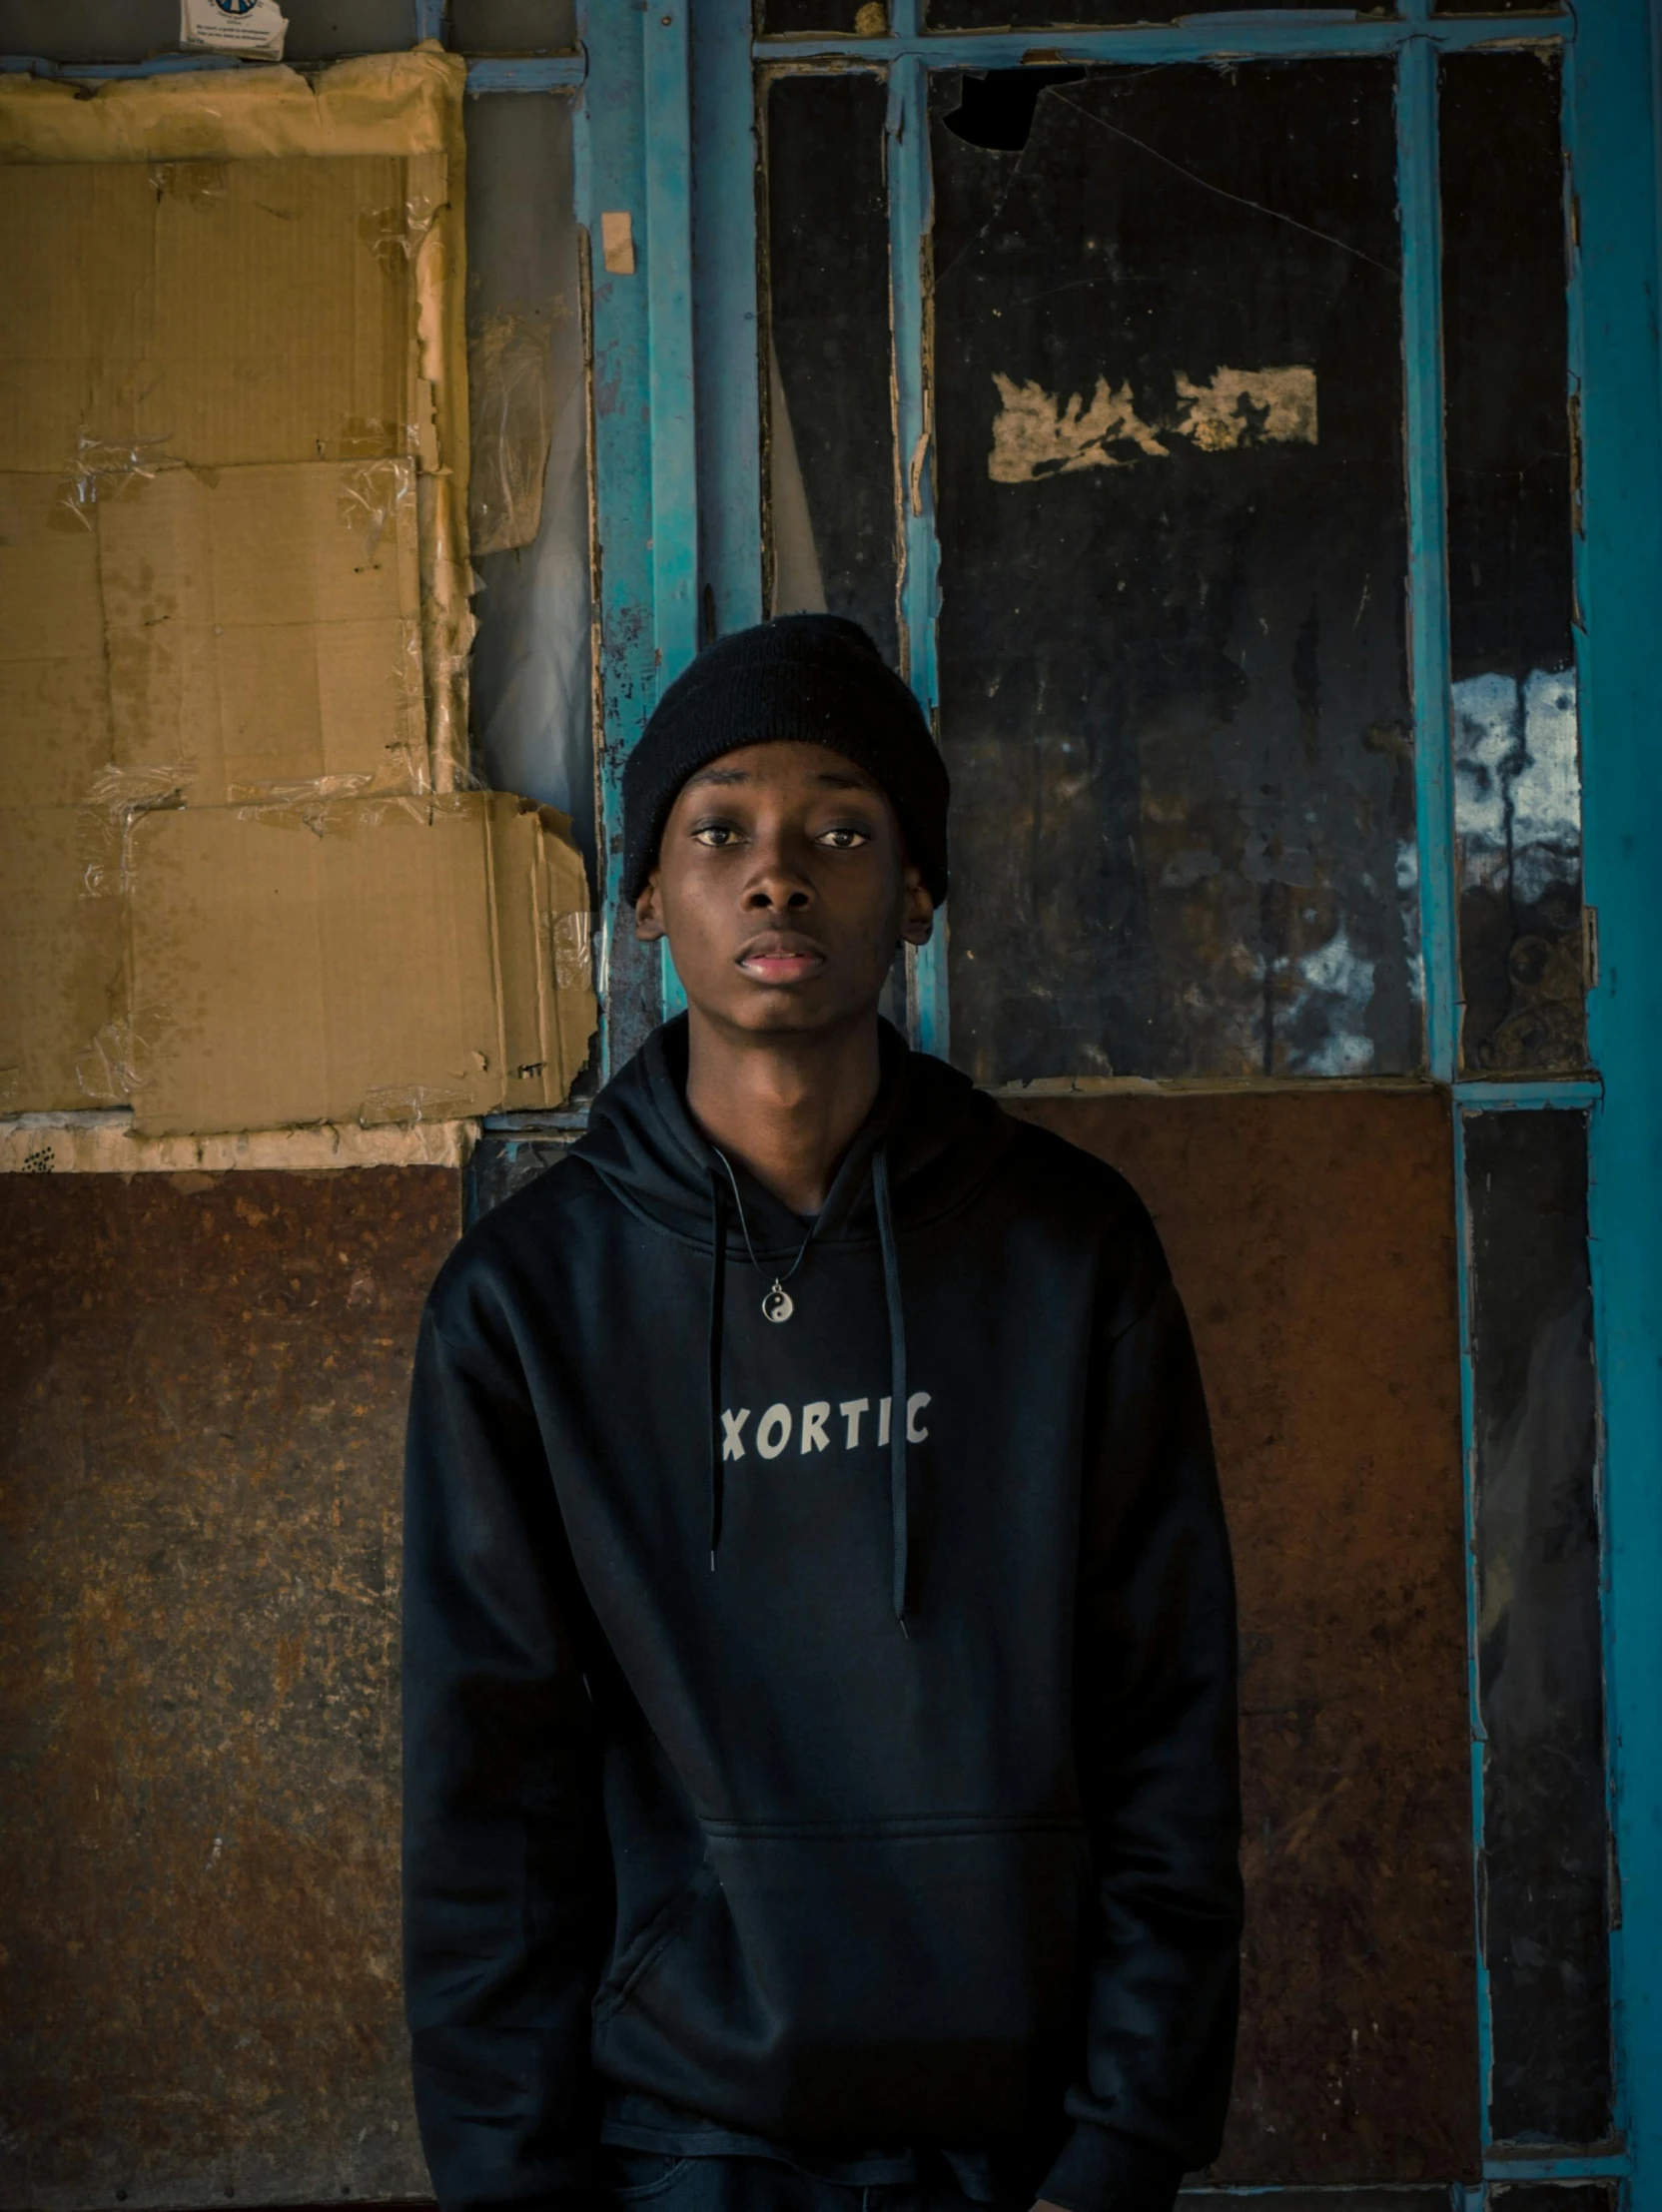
[871,1145,911,1625]
[704,1143,911,1627]
[707,1171,728,1570]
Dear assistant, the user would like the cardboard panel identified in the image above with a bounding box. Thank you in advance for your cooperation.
[0,48,462,169]
[0,807,125,1113]
[1008,1091,1477,2180]
[123,793,593,1134]
[0,1165,459,2210]
[98,460,425,800]
[0,471,112,805]
[0,156,415,472]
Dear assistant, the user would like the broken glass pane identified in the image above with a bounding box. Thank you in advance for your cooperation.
[932,62,1415,1084]
[1441,52,1584,1075]
[763,70,899,666]
[1464,1107,1610,2144]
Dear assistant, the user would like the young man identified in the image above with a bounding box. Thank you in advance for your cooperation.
[402,615,1242,2212]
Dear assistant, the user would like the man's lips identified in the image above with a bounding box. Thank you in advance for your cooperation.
[736,936,827,984]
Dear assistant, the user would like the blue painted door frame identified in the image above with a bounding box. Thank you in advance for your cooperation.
[573,4,1662,2200]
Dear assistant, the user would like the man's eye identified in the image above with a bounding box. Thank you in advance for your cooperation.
[818,826,872,850]
[692,824,740,848]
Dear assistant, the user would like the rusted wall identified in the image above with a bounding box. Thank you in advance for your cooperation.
[1008,1090,1477,2181]
[0,1167,460,2212]
[4,1094,1474,2202]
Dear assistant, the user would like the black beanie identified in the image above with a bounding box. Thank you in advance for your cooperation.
[620,614,950,905]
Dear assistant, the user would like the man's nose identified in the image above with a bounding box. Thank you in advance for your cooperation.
[743,834,814,910]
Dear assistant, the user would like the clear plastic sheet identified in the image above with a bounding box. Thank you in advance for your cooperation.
[463,91,594,867]
[77,764,192,898]
[54,432,172,530]
[467,309,554,556]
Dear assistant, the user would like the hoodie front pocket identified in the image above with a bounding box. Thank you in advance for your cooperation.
[594,1863,721,2024]
[591,1820,1090,2144]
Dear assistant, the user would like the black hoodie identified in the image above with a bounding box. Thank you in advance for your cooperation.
[403,1021,1242,2212]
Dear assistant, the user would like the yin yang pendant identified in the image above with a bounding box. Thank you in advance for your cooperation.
[762,1281,795,1324]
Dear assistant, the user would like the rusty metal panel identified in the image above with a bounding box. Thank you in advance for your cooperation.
[0,1167,461,2212]
[1007,1090,1477,2181]
[1464,1108,1610,2145]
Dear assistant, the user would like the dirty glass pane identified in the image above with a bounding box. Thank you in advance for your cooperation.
[0,0,172,55]
[449,0,577,52]
[1442,53,1583,1075]
[464,93,595,876]
[764,70,899,666]
[1464,1108,1610,2145]
[281,0,416,52]
[933,63,1414,1085]
[762,0,876,28]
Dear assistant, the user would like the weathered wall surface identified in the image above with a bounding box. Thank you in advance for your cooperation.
[0,1167,460,2212]
[3,1092,1474,2201]
[1010,1091,1476,2180]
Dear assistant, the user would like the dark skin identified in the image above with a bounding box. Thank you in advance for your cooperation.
[633,740,933,1215]
[636,742,1068,2212]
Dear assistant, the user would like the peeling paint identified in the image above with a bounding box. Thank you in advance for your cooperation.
[1452,665,1583,1075]
[1176,366,1318,451]
[1285,925,1378,1077]
[1453,665,1580,905]
[988,365,1317,482]
[988,372,1168,480]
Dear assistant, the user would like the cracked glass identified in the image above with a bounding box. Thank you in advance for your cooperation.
[931,62,1415,1086]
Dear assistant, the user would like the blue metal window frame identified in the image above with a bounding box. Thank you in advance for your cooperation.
[7,4,1659,2202]
[639,7,1662,2202]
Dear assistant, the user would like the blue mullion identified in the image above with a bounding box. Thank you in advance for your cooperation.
[645,4,699,695]
[1452,1081,1602,1111]
[1398,37,1460,1084]
[692,4,764,638]
[885,37,948,1061]
[1567,2,1662,2200]
[752,18,1566,66]
[644,5,699,1023]
[414,0,445,41]
[576,0,663,1072]
[1401,26,1493,2160]
[465,57,585,92]
[1451,1104,1495,2158]
[1484,2156,1634,2183]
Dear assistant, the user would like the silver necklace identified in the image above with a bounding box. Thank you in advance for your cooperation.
[713,1149,814,1323]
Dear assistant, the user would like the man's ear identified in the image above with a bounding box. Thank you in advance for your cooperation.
[634,871,666,943]
[900,862,935,949]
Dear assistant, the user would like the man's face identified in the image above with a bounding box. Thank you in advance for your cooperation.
[633,740,935,1038]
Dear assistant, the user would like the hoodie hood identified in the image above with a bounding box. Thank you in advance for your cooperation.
[573,1014,1010,1256]
[572,1016,1015,1619]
